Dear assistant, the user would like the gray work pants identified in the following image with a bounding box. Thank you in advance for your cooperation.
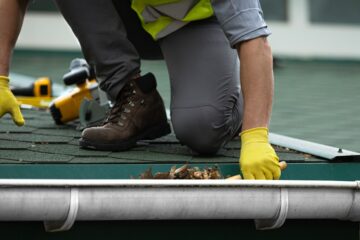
[55,0,141,100]
[159,19,243,154]
[55,0,243,154]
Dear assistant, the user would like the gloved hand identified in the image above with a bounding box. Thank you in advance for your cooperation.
[240,127,280,180]
[0,76,25,126]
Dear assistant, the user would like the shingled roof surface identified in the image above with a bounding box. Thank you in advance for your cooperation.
[0,108,323,165]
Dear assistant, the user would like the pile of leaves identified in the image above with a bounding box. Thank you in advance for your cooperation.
[139,164,223,180]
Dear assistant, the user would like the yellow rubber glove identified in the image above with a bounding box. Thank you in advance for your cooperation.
[0,76,25,126]
[240,127,280,180]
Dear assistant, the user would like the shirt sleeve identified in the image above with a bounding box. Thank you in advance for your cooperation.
[211,0,271,48]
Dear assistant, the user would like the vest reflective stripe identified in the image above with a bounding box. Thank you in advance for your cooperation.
[131,0,213,39]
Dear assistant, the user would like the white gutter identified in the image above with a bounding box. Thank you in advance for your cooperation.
[0,180,359,232]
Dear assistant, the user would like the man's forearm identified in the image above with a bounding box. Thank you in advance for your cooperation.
[236,37,274,131]
[236,37,280,180]
[0,0,29,75]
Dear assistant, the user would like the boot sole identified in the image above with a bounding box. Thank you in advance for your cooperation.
[79,122,171,151]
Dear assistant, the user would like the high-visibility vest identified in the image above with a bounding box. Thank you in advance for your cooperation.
[131,0,213,40]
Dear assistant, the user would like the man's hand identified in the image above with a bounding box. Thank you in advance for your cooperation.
[240,127,280,180]
[0,76,24,126]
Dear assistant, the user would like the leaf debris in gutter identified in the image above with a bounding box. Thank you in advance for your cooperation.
[139,164,223,180]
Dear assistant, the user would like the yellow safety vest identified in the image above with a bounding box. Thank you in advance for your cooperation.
[131,0,213,40]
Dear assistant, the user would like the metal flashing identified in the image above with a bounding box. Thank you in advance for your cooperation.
[270,133,360,162]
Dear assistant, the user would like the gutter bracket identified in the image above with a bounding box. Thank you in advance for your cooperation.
[255,188,289,230]
[44,188,79,232]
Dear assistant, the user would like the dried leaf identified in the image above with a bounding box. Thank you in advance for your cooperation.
[193,171,203,179]
[140,167,153,179]
[174,164,189,179]
[154,172,170,179]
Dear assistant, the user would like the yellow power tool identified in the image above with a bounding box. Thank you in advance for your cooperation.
[49,59,99,125]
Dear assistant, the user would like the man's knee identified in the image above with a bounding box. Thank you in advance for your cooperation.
[171,106,229,155]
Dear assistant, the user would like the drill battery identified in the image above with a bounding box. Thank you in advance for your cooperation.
[11,77,53,108]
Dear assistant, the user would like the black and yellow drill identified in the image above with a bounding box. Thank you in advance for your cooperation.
[49,59,99,125]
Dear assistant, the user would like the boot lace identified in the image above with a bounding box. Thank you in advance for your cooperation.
[103,82,139,126]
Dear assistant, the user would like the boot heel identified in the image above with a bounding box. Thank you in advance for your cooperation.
[143,122,171,140]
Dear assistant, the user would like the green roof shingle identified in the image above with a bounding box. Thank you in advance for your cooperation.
[0,109,325,164]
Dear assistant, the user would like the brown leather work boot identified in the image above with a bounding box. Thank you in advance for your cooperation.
[79,73,171,151]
